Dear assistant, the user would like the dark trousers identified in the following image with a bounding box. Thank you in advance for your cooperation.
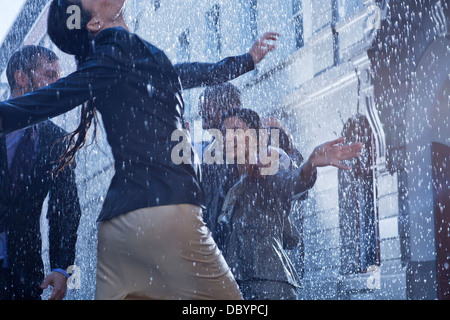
[237,280,298,300]
[0,267,10,300]
[0,267,42,300]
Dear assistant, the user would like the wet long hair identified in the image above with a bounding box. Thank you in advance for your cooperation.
[220,108,262,130]
[47,0,99,175]
[48,0,92,58]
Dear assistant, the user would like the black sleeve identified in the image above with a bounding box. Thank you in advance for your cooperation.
[282,215,301,250]
[47,156,82,271]
[267,164,317,204]
[173,53,255,89]
[0,46,126,134]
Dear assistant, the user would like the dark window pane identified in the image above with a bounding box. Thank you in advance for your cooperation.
[293,0,302,14]
[293,13,304,49]
[154,0,161,11]
[178,29,190,62]
[206,4,221,59]
[338,115,380,274]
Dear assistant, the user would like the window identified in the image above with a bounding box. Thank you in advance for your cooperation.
[205,4,221,61]
[177,29,190,63]
[249,0,258,41]
[177,29,191,114]
[338,115,380,274]
[154,0,161,11]
[337,0,365,20]
[292,0,304,49]
[0,83,9,100]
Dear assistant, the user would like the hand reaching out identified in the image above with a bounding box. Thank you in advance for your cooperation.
[308,137,364,170]
[248,32,280,64]
[40,271,67,300]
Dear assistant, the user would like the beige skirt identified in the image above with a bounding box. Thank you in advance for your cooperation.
[95,204,242,300]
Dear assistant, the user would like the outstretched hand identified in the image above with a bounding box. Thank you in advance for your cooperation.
[248,32,280,64]
[308,137,363,170]
[40,271,67,300]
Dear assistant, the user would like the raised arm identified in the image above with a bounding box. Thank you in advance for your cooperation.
[44,143,82,300]
[301,137,364,179]
[0,53,125,134]
[174,32,279,89]
[47,154,82,278]
[271,137,363,201]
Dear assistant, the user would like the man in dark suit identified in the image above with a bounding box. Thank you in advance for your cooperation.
[0,45,82,300]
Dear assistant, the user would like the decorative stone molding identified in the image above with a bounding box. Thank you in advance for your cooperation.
[353,54,387,172]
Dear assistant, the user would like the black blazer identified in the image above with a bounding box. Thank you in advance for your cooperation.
[0,27,255,222]
[1,120,81,299]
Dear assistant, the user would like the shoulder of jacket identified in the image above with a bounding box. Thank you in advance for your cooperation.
[39,121,67,138]
[37,121,68,155]
[91,27,133,58]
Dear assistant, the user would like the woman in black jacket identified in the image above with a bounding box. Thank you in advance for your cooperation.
[0,0,278,299]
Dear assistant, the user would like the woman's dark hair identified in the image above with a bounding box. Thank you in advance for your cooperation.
[199,83,242,126]
[47,0,98,175]
[53,55,100,176]
[267,127,291,154]
[220,108,261,130]
[47,0,92,57]
[53,99,99,176]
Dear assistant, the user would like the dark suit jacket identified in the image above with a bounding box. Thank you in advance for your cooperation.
[0,120,81,299]
[0,27,255,222]
[201,162,240,242]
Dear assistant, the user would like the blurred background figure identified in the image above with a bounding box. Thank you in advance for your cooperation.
[262,116,308,278]
[199,82,243,241]
[218,108,363,300]
[0,45,81,300]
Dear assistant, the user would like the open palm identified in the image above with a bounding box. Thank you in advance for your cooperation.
[248,32,280,64]
[309,137,363,170]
